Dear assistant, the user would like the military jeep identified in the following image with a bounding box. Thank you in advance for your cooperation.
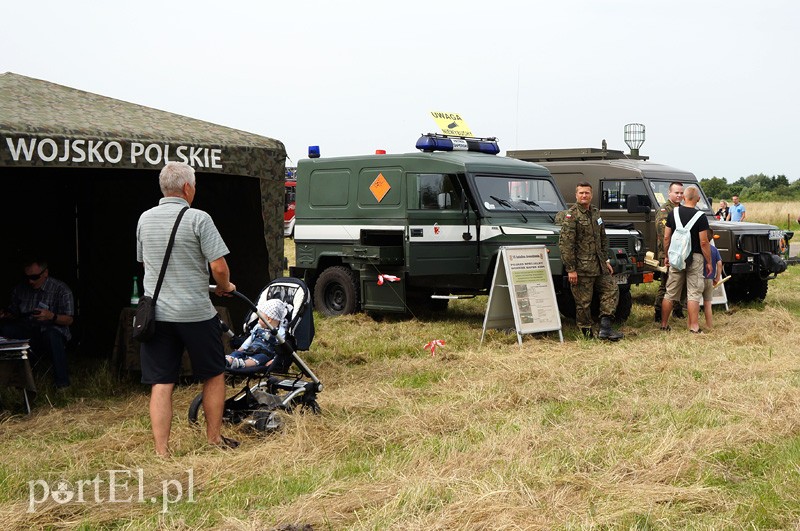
[290,135,648,320]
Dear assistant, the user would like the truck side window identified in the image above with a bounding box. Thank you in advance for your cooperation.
[601,180,650,209]
[414,173,461,210]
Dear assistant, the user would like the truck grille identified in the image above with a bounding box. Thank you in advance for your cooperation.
[739,235,778,254]
[608,236,631,250]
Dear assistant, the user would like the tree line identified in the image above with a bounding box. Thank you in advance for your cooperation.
[699,174,800,201]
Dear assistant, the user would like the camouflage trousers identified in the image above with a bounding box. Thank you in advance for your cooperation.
[571,274,619,328]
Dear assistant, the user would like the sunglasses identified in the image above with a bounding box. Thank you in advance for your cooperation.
[26,269,47,281]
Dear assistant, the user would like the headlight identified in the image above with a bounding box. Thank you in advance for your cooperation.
[634,238,643,253]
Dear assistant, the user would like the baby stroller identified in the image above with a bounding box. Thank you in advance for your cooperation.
[187,277,322,432]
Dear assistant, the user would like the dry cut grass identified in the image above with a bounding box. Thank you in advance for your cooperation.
[742,201,800,229]
[2,258,800,529]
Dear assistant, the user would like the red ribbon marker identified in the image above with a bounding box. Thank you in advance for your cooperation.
[423,339,446,356]
[377,274,400,286]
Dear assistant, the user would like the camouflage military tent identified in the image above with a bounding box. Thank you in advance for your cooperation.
[0,72,286,356]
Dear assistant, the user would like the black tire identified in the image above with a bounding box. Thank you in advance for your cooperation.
[407,291,449,316]
[726,274,769,303]
[556,282,632,323]
[556,288,577,320]
[253,410,283,432]
[613,285,632,323]
[429,298,449,313]
[313,266,359,316]
[188,392,204,425]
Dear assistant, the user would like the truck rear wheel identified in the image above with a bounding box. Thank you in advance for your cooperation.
[612,286,632,322]
[407,291,449,316]
[314,266,359,316]
[726,274,768,303]
[556,283,632,323]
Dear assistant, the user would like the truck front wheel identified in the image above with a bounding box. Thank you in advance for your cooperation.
[726,274,768,303]
[612,285,632,322]
[313,266,359,316]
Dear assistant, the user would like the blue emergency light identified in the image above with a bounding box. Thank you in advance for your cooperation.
[308,145,321,158]
[415,133,500,155]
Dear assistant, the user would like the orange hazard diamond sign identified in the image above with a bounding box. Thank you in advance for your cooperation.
[370,173,391,202]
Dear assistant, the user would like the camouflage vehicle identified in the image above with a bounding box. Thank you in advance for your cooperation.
[508,127,791,302]
[290,134,648,320]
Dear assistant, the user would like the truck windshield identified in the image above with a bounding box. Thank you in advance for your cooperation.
[474,174,565,213]
[649,180,712,212]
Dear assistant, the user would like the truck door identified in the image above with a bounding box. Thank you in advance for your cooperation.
[406,172,478,278]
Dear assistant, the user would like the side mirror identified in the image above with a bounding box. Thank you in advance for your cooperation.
[626,195,650,214]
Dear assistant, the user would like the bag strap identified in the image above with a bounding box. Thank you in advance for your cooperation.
[673,208,703,231]
[674,209,685,230]
[152,206,189,304]
[684,210,705,231]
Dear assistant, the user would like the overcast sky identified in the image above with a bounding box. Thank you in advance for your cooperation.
[3,0,798,182]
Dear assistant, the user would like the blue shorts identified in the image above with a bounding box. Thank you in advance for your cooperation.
[140,317,225,384]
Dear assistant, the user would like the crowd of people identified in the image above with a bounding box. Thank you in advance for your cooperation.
[2,165,793,455]
[558,181,733,338]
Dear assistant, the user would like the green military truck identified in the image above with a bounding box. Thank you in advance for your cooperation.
[290,134,648,319]
[508,130,791,303]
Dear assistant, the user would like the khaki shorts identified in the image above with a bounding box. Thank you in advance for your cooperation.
[665,254,705,303]
[702,278,714,302]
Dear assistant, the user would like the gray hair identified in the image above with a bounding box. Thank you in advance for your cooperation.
[159,162,195,195]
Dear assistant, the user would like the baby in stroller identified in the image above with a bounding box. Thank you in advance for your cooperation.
[225,298,291,370]
[189,277,321,432]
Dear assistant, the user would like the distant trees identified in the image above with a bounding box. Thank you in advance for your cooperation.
[700,177,729,199]
[698,173,800,201]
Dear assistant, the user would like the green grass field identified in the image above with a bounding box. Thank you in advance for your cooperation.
[2,241,800,529]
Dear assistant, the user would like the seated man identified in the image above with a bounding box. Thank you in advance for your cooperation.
[225,298,290,370]
[0,258,74,388]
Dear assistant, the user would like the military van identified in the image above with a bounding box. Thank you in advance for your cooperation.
[290,134,648,319]
[508,135,791,303]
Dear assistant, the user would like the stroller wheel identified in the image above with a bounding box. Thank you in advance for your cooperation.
[254,410,283,433]
[300,399,322,415]
[188,393,204,425]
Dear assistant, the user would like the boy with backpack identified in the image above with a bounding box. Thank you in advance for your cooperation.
[660,185,713,333]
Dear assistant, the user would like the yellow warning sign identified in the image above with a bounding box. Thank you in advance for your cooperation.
[430,111,473,137]
[370,173,391,203]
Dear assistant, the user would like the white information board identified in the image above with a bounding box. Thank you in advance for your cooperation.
[481,245,563,345]
[711,278,729,310]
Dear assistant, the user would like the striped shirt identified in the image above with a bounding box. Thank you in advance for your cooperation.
[136,197,229,322]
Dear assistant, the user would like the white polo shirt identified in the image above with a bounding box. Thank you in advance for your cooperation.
[136,197,229,322]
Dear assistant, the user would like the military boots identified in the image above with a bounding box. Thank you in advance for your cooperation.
[598,316,623,341]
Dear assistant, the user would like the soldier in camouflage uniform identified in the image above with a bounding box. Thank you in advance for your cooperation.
[558,182,623,340]
[654,182,685,321]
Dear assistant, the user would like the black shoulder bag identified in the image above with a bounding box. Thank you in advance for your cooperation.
[132,207,189,342]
